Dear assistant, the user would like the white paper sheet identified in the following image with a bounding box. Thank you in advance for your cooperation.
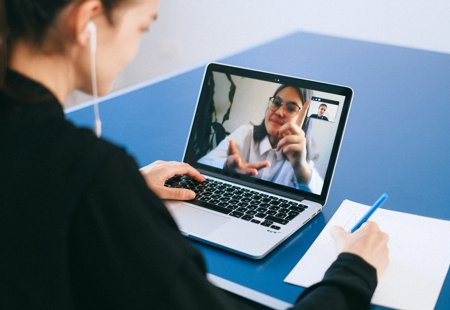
[284,199,450,310]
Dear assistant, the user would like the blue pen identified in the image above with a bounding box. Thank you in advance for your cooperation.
[350,193,389,233]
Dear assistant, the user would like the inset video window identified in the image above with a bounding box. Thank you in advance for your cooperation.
[307,97,339,123]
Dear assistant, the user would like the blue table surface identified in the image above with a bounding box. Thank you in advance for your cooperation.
[67,31,450,309]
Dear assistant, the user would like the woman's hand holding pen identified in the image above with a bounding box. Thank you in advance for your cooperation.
[224,140,270,176]
[140,160,205,200]
[331,221,390,278]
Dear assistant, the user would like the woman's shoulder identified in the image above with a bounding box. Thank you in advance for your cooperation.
[58,120,141,192]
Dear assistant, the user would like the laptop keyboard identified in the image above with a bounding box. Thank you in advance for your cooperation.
[164,176,308,230]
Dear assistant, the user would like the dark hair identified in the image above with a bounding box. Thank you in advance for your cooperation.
[253,84,306,142]
[0,0,127,88]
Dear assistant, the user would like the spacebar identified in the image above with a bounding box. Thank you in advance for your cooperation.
[191,200,232,215]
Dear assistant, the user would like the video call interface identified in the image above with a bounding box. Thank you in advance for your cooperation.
[189,71,346,196]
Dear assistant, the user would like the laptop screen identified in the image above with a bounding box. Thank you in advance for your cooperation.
[184,63,352,203]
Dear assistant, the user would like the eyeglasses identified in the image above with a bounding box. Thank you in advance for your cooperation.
[268,96,302,117]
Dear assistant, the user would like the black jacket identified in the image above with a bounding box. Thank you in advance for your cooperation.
[0,70,377,309]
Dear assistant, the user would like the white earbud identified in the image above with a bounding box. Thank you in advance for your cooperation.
[86,21,97,54]
[86,21,101,137]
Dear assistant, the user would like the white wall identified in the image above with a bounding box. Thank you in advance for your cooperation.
[68,0,450,106]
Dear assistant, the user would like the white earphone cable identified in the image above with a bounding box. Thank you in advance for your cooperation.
[88,22,102,137]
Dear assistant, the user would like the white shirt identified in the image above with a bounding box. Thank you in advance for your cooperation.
[198,124,323,194]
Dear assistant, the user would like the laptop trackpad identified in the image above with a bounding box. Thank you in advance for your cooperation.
[167,203,230,237]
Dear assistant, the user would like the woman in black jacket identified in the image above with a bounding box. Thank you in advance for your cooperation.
[0,0,389,309]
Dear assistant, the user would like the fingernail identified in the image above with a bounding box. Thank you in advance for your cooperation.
[188,191,196,200]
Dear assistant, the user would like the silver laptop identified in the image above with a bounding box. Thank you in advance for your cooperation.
[165,63,353,259]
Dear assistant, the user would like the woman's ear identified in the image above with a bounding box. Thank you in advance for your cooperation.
[71,0,103,47]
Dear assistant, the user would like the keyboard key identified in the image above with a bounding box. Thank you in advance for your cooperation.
[241,215,253,221]
[255,213,267,219]
[265,215,289,225]
[216,201,229,208]
[190,200,231,215]
[227,203,238,209]
[230,211,245,218]
[289,206,304,213]
[250,219,261,224]
[285,214,299,221]
[270,225,281,230]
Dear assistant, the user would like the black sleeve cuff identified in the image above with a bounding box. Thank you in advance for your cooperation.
[293,253,377,310]
[323,252,377,291]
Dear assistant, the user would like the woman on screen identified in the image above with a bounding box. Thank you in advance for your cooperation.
[199,84,324,193]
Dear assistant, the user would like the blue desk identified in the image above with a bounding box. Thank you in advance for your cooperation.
[67,31,450,309]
